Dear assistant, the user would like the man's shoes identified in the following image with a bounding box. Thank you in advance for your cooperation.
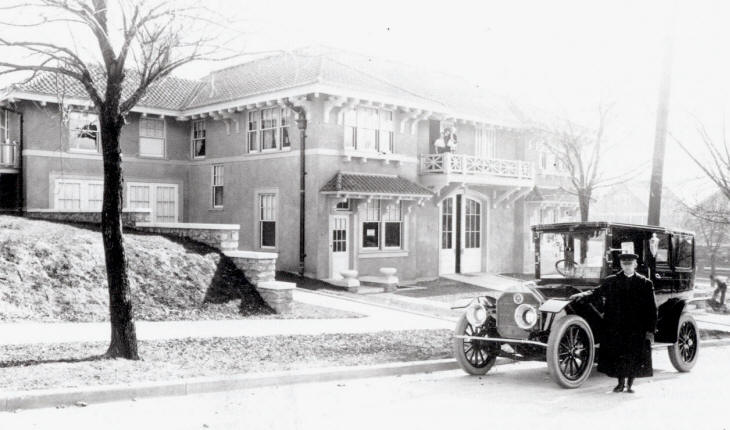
[612,384,625,392]
[626,387,635,393]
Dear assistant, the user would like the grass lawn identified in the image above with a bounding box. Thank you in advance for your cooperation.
[0,215,360,321]
[0,329,453,392]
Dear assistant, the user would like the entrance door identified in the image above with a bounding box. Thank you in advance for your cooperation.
[439,195,482,274]
[330,215,350,279]
[439,197,456,275]
[461,197,482,273]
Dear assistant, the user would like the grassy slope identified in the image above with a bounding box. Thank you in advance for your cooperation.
[0,215,272,322]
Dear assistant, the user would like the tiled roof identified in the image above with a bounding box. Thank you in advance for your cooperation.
[4,47,524,124]
[184,53,322,108]
[11,67,202,110]
[320,172,433,197]
[190,47,522,125]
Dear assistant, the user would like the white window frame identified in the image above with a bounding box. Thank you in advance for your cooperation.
[360,200,406,252]
[248,107,291,153]
[139,117,166,158]
[68,111,100,153]
[53,178,104,211]
[191,119,206,159]
[344,107,394,153]
[211,164,224,209]
[126,182,179,223]
[256,190,278,249]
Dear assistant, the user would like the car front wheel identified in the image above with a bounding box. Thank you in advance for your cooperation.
[668,313,699,372]
[453,314,497,375]
[546,315,595,389]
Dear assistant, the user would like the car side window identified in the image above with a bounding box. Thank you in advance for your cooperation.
[654,233,669,264]
[672,234,693,268]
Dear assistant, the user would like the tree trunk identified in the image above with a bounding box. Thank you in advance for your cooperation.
[578,192,591,262]
[578,192,590,222]
[99,111,139,360]
[710,252,717,280]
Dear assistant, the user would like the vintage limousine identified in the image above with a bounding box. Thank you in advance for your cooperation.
[453,222,699,388]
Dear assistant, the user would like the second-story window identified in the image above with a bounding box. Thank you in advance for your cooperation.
[0,109,7,142]
[475,126,496,159]
[139,117,165,157]
[212,164,224,208]
[248,107,291,152]
[192,119,206,158]
[68,111,99,152]
[344,107,394,153]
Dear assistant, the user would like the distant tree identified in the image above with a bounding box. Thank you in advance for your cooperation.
[671,120,730,224]
[532,104,645,222]
[0,0,235,359]
[685,197,728,278]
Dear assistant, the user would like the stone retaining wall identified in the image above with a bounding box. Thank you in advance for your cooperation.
[135,222,240,252]
[223,250,293,313]
[223,250,276,286]
[25,209,151,227]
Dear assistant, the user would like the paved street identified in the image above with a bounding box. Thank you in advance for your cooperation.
[2,344,728,429]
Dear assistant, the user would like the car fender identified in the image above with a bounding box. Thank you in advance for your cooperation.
[656,298,686,343]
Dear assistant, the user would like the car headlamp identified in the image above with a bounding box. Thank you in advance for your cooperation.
[514,304,538,330]
[466,302,488,327]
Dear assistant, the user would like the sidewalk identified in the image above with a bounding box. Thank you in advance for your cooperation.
[0,290,452,346]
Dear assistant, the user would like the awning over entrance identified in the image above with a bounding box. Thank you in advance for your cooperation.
[320,172,433,201]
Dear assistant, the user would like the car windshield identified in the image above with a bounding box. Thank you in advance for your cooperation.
[539,228,606,279]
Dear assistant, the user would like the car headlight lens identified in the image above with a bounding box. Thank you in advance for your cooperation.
[514,304,538,330]
[466,302,488,327]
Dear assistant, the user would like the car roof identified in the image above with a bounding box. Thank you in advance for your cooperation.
[531,221,695,236]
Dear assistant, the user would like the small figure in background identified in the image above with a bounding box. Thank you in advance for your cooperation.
[710,274,727,307]
[434,126,457,153]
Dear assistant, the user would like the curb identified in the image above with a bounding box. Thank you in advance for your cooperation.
[0,359,460,412]
[2,338,728,413]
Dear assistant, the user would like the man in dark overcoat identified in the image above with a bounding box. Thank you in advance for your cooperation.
[570,253,657,393]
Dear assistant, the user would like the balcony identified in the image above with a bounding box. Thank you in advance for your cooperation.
[419,153,535,190]
[0,141,19,172]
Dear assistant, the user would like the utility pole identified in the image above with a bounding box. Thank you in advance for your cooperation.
[647,7,677,226]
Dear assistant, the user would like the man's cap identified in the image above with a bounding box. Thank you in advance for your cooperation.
[618,253,638,261]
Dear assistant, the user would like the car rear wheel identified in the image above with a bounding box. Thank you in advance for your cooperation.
[547,315,595,389]
[668,313,699,372]
[453,314,497,375]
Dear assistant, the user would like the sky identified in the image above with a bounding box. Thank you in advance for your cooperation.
[1,0,729,203]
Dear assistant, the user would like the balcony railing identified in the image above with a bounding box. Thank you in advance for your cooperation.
[419,153,534,180]
[0,140,19,169]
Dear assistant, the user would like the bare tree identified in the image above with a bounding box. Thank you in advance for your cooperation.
[0,0,234,359]
[532,104,645,222]
[684,197,728,278]
[671,119,730,224]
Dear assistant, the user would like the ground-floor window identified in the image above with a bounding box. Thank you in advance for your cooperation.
[258,192,277,248]
[126,182,179,223]
[361,200,404,251]
[54,179,103,211]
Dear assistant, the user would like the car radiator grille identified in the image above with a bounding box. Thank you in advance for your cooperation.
[496,293,541,339]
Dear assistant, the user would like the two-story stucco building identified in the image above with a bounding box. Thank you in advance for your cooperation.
[0,47,576,282]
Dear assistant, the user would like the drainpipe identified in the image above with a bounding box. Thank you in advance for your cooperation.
[287,104,307,277]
